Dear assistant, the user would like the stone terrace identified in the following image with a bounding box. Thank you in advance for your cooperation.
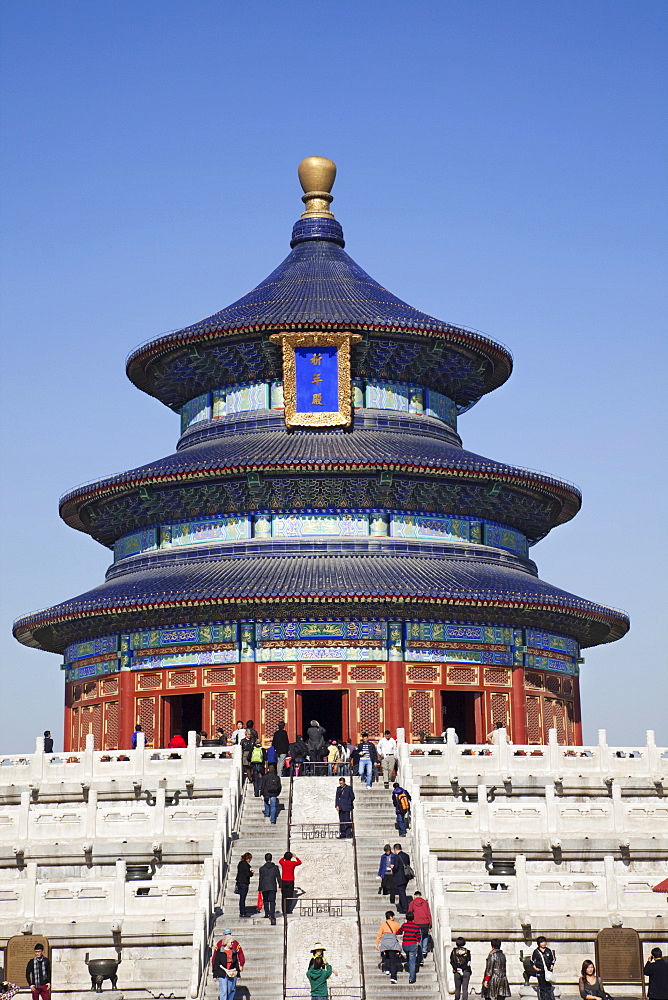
[397,728,668,997]
[0,735,242,998]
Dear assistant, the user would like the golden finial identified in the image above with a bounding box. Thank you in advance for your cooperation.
[298,156,337,219]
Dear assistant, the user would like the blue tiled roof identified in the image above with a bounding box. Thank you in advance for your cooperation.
[126,223,512,405]
[59,425,581,539]
[13,545,629,652]
[155,239,490,335]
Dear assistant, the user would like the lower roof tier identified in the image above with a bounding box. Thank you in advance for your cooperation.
[14,542,629,652]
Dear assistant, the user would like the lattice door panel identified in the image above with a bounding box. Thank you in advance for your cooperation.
[545,674,561,696]
[137,697,156,747]
[525,695,542,744]
[105,701,119,751]
[544,698,566,744]
[565,700,575,744]
[488,691,510,732]
[211,692,236,738]
[408,688,434,739]
[80,703,103,750]
[356,689,383,741]
[71,707,80,752]
[261,690,287,741]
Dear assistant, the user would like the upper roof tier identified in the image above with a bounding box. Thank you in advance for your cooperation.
[126,159,513,410]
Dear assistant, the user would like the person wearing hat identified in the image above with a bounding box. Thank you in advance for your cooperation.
[306,954,334,997]
[212,930,245,1000]
[26,944,51,1000]
[308,944,326,969]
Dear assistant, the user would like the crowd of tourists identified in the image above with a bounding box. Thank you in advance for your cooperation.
[54,718,664,1000]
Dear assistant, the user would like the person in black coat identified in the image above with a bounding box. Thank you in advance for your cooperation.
[307,720,327,768]
[272,721,290,775]
[335,777,355,838]
[532,937,556,1000]
[289,735,310,775]
[258,852,281,924]
[391,843,412,914]
[236,852,254,918]
[43,731,53,754]
[26,944,51,1000]
[260,765,282,824]
[645,948,668,1000]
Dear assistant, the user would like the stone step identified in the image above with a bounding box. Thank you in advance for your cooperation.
[201,784,291,1000]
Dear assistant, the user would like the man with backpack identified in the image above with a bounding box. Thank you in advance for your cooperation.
[390,843,413,915]
[212,930,245,1000]
[249,741,265,796]
[392,781,412,836]
[260,764,282,824]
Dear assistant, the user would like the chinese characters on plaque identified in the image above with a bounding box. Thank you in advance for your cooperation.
[295,347,338,412]
[270,331,360,427]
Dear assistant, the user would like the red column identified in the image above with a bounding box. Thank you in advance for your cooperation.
[119,669,135,751]
[572,675,583,746]
[511,667,527,744]
[238,661,256,729]
[385,659,405,733]
[63,686,73,752]
[473,691,485,743]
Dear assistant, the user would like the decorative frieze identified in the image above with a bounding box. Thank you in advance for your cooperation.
[112,510,530,562]
[179,378,459,431]
[63,621,579,676]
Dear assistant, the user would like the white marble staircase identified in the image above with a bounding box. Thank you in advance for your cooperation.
[204,780,288,1000]
[353,781,442,999]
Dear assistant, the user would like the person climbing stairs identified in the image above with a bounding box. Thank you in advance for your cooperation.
[204,779,289,1000]
[354,782,441,998]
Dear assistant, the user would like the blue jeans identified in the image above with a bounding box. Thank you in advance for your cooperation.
[263,795,278,823]
[417,924,429,963]
[238,882,249,916]
[217,975,237,999]
[396,808,407,835]
[404,944,419,982]
[359,758,373,786]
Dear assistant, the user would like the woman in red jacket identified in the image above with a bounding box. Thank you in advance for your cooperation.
[279,851,302,914]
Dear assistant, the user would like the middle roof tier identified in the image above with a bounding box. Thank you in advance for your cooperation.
[60,411,580,546]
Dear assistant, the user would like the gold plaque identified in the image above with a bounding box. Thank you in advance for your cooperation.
[270,331,361,428]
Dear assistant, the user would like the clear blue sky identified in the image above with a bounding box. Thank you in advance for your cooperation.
[1,1,666,752]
